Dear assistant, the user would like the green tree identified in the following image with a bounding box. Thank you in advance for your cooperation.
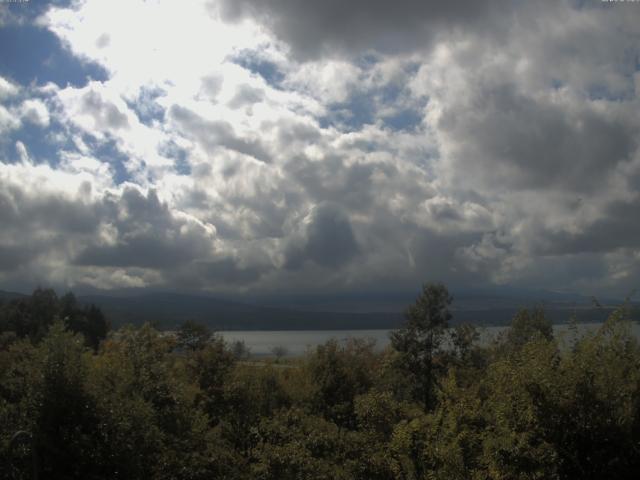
[0,338,40,479]
[271,345,288,362]
[0,290,108,350]
[251,408,355,480]
[87,323,222,479]
[501,306,553,353]
[26,288,59,341]
[176,320,212,352]
[306,338,377,429]
[449,323,480,365]
[32,322,100,479]
[188,335,236,424]
[62,292,109,351]
[231,339,251,360]
[0,288,59,343]
[220,366,290,458]
[390,283,452,411]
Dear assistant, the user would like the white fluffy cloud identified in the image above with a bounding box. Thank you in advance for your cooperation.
[19,99,50,127]
[0,77,19,100]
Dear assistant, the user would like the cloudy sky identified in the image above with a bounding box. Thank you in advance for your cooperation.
[0,0,639,298]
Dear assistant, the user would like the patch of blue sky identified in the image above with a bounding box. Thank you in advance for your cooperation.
[379,83,403,104]
[587,83,634,102]
[0,24,108,88]
[230,50,285,87]
[319,92,377,132]
[158,140,191,175]
[6,121,65,164]
[382,109,423,132]
[85,136,132,185]
[568,0,591,10]
[354,53,380,71]
[125,86,166,126]
[0,138,20,164]
[379,81,426,132]
[585,48,638,101]
[2,119,141,187]
[320,82,425,133]
[3,0,74,24]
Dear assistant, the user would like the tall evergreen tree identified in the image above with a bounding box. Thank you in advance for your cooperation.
[390,282,452,410]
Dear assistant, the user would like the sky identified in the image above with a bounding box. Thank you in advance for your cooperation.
[0,0,639,298]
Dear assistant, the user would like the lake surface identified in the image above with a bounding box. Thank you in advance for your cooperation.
[219,322,640,357]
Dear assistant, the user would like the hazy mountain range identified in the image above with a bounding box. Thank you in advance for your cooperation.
[2,288,634,331]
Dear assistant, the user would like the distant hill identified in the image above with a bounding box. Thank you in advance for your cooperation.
[78,292,402,330]
[76,290,632,331]
[1,287,632,330]
[0,289,28,302]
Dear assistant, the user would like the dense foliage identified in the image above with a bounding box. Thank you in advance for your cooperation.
[0,289,108,351]
[1,285,640,479]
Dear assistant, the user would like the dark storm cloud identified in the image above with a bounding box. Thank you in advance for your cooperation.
[217,0,510,59]
[501,252,610,293]
[411,228,486,284]
[440,83,638,193]
[305,205,359,267]
[286,155,395,212]
[285,204,359,269]
[170,104,271,162]
[193,258,264,285]
[426,200,463,223]
[0,168,274,289]
[0,182,100,234]
[0,245,34,272]
[74,187,213,269]
[535,201,640,256]
[74,236,204,269]
[0,178,102,275]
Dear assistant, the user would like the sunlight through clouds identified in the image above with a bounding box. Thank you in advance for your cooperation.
[0,0,639,296]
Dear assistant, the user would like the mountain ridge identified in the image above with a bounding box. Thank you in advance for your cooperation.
[77,291,626,331]
[1,288,632,331]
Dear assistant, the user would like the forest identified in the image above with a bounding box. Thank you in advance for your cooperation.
[1,284,640,480]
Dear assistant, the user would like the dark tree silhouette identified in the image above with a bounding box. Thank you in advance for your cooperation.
[390,282,452,410]
[176,320,212,351]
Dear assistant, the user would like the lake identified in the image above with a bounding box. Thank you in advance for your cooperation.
[219,322,640,357]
